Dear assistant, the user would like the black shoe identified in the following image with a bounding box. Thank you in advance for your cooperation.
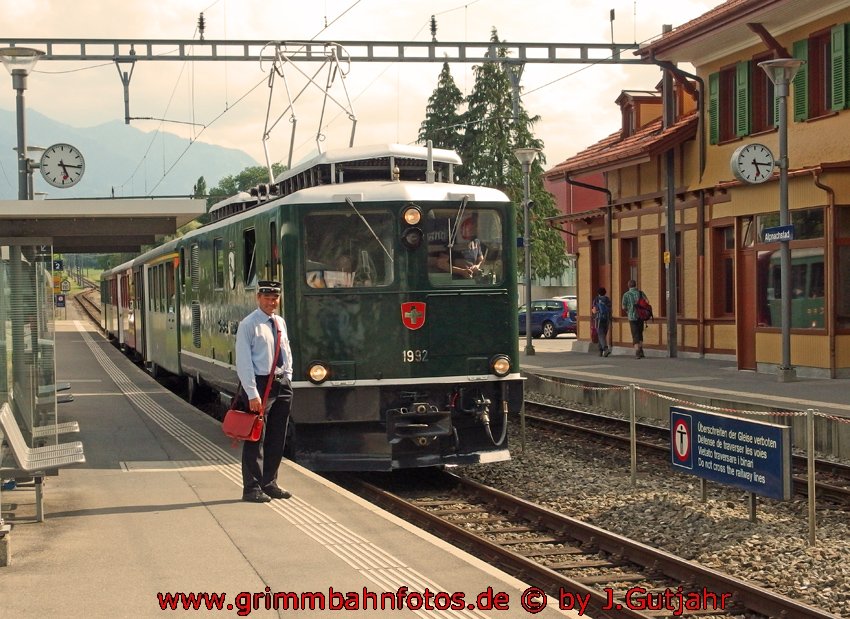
[603,349,611,357]
[242,489,271,503]
[262,485,292,500]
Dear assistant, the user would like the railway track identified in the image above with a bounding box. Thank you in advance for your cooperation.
[525,400,850,506]
[342,470,837,619]
[73,285,102,327]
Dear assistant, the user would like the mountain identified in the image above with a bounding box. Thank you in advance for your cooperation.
[0,108,259,200]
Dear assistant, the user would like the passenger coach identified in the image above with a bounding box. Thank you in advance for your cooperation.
[102,144,522,471]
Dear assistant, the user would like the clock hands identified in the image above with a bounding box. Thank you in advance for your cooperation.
[748,158,774,179]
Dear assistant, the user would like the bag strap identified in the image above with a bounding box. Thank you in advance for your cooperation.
[258,318,282,419]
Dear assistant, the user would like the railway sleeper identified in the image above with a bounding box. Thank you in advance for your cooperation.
[517,546,585,557]
[546,558,618,569]
[574,572,646,585]
[493,535,566,545]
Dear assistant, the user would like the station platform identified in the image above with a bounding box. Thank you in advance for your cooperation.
[520,338,850,419]
[0,319,575,619]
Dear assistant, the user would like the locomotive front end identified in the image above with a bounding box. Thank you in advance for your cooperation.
[289,187,521,471]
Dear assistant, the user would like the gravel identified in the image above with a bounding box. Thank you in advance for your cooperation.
[460,390,850,617]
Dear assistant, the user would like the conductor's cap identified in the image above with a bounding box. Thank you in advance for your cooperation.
[257,280,281,295]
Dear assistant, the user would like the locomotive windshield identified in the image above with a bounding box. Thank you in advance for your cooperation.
[303,210,395,288]
[426,208,503,286]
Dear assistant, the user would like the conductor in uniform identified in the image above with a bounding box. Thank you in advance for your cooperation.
[235,280,294,503]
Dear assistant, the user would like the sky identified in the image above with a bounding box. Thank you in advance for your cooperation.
[0,0,718,192]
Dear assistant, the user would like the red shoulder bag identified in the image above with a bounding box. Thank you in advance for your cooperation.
[222,321,281,444]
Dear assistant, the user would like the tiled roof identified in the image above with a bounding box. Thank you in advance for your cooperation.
[637,0,784,59]
[544,113,699,178]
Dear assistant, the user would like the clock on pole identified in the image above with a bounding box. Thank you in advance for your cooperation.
[730,143,775,184]
[40,143,85,188]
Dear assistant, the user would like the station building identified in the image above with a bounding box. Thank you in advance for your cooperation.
[545,0,850,378]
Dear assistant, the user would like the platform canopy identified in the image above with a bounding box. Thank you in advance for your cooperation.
[0,198,206,252]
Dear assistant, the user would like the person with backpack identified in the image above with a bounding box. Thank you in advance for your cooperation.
[621,279,652,358]
[592,287,612,357]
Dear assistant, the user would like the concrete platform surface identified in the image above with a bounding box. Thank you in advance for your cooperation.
[0,320,577,618]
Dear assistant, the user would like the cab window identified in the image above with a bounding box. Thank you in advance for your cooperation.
[426,207,503,286]
[303,211,394,288]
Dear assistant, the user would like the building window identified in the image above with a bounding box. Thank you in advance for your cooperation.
[709,62,749,143]
[756,207,824,241]
[713,226,735,317]
[751,54,775,133]
[792,26,848,120]
[620,237,638,314]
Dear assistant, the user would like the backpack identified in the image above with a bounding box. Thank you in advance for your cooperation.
[594,296,610,324]
[635,293,653,321]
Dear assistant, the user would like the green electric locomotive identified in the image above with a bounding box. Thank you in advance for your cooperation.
[102,144,521,471]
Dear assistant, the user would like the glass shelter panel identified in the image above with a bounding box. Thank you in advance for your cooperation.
[0,242,57,452]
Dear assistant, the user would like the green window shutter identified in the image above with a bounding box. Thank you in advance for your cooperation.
[708,72,720,145]
[735,61,750,136]
[792,39,809,121]
[832,24,847,111]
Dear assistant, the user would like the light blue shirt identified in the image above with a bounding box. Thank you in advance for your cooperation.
[235,308,293,400]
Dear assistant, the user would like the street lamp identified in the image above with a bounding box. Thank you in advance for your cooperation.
[759,58,804,383]
[0,47,45,201]
[515,147,539,356]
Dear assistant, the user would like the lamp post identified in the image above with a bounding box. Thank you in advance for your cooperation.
[515,147,539,356]
[759,58,804,383]
[0,47,44,201]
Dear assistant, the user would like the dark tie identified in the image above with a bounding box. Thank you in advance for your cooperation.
[270,318,284,369]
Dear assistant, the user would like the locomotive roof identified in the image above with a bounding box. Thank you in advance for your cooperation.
[273,143,462,184]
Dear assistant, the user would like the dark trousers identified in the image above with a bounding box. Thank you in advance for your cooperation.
[240,375,293,492]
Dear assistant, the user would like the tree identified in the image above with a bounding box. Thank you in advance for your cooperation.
[456,29,568,280]
[207,163,287,210]
[417,62,465,155]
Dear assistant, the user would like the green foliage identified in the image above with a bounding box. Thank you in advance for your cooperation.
[417,62,465,155]
[416,28,567,280]
[207,163,287,210]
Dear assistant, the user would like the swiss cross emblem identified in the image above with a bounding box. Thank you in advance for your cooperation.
[401,302,426,330]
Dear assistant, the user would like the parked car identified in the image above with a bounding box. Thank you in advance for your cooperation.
[518,298,577,338]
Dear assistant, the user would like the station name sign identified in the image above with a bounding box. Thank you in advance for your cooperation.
[761,224,794,243]
[670,406,791,500]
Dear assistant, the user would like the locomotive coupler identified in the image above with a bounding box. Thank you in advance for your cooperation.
[386,402,452,445]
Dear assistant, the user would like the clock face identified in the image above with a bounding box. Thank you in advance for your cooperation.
[40,143,85,188]
[731,143,774,184]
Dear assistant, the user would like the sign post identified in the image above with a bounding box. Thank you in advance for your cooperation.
[670,406,792,518]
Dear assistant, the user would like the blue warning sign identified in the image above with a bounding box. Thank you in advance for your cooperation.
[670,406,791,501]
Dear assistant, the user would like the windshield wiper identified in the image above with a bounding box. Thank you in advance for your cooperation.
[344,197,394,263]
[447,196,469,251]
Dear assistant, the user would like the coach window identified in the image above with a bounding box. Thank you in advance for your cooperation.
[213,237,225,290]
[269,222,280,282]
[425,208,503,286]
[243,228,257,288]
[303,211,394,288]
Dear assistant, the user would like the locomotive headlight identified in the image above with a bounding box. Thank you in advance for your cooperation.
[307,362,330,384]
[402,206,422,225]
[401,226,423,250]
[490,354,511,377]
